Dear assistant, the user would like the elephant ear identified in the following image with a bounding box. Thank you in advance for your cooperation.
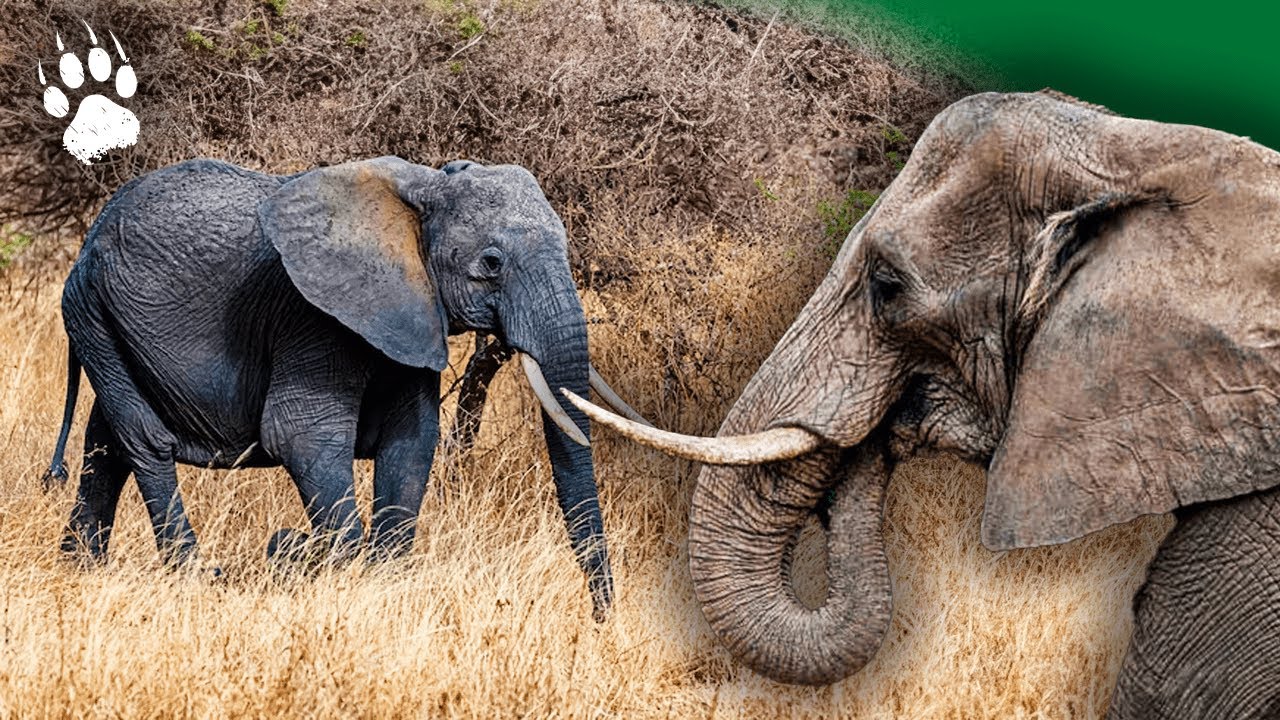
[983,191,1280,551]
[260,156,450,370]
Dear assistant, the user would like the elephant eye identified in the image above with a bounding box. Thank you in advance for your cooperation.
[869,265,905,315]
[482,250,502,272]
[472,247,505,280]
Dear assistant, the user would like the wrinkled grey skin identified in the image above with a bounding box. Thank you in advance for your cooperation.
[43,156,612,620]
[675,92,1280,716]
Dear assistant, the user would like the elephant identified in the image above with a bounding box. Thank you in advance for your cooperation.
[570,91,1280,715]
[41,155,643,621]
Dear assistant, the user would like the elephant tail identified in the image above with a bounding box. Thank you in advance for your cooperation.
[41,346,81,492]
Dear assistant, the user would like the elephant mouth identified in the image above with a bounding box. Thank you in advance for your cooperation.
[562,372,974,468]
[458,335,651,450]
[518,354,652,447]
[881,373,1001,466]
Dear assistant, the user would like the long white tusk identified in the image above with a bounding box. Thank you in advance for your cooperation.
[562,389,821,465]
[588,365,653,427]
[520,354,590,447]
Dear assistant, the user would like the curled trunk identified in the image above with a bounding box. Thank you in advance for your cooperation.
[689,443,894,685]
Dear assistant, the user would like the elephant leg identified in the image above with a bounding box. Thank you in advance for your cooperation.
[263,418,364,563]
[368,369,441,560]
[61,400,131,561]
[260,334,368,564]
[62,302,196,566]
[130,433,195,566]
[1107,486,1280,719]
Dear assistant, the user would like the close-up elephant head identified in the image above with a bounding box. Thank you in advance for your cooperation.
[568,91,1280,681]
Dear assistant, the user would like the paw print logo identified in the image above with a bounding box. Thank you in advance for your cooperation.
[39,22,139,165]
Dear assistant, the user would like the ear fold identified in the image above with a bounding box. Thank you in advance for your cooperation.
[259,156,451,371]
[983,193,1280,551]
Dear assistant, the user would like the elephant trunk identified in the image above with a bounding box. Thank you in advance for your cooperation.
[689,443,894,685]
[504,270,613,621]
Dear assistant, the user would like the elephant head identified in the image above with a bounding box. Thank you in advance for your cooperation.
[568,92,1280,675]
[260,156,639,619]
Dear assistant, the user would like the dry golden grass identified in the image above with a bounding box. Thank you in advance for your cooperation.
[1,220,1171,718]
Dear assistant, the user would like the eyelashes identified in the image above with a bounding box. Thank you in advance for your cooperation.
[869,264,905,315]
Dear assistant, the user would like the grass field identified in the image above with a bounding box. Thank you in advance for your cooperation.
[0,248,1171,717]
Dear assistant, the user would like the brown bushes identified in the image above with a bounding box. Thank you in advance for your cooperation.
[0,0,963,431]
[0,0,954,262]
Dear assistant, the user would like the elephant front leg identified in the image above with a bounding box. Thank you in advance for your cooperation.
[369,369,441,560]
[261,350,368,568]
[266,428,364,568]
[1107,487,1280,719]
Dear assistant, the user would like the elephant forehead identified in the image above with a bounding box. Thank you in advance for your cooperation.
[446,168,560,225]
[865,191,1011,286]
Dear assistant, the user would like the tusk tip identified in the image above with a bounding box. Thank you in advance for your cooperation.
[561,388,593,414]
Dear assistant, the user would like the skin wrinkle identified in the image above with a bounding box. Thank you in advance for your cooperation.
[1110,489,1280,718]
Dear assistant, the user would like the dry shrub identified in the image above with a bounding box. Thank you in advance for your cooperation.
[0,0,1170,717]
[0,0,952,265]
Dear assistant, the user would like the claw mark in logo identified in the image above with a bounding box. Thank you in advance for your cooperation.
[39,22,139,164]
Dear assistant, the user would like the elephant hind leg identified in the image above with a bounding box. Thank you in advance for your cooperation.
[61,400,131,561]
[63,291,197,566]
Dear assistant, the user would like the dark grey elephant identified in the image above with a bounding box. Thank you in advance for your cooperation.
[572,92,1280,714]
[43,156,640,620]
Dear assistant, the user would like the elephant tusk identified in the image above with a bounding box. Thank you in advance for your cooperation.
[561,389,822,465]
[520,354,590,447]
[588,365,653,427]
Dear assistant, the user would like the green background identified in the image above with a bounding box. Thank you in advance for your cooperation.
[789,0,1280,149]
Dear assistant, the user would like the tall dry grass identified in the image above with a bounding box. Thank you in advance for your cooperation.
[0,222,1170,718]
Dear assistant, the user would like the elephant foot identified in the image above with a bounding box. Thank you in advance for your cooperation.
[59,515,115,567]
[172,559,224,582]
[58,530,108,569]
[157,541,221,580]
[267,528,360,577]
[590,599,610,624]
[267,528,312,574]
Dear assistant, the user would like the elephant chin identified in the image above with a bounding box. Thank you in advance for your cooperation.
[688,442,894,685]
